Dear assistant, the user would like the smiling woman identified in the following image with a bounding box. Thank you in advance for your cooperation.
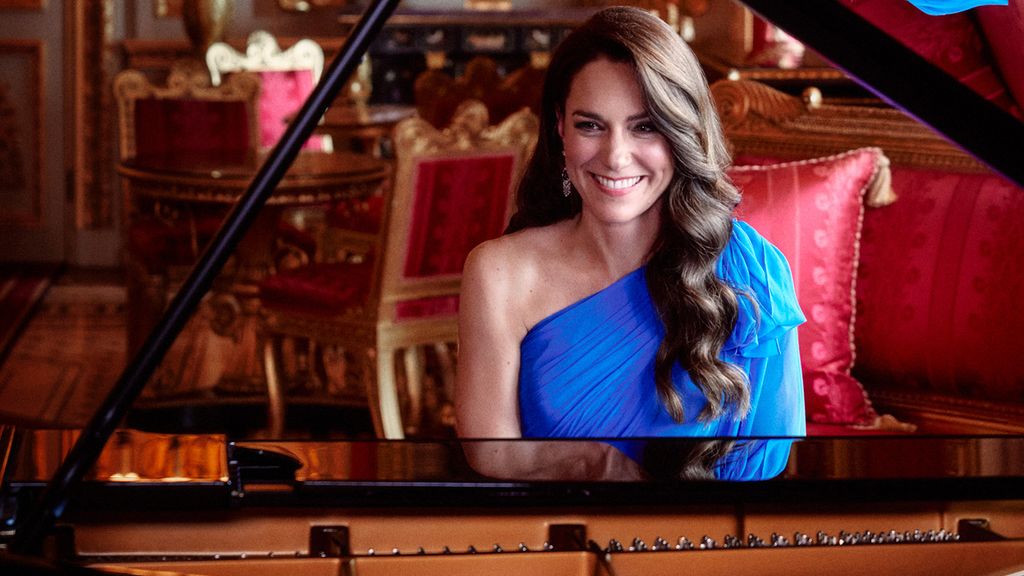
[454,6,805,479]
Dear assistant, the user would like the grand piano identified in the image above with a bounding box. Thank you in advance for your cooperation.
[2,1,1023,575]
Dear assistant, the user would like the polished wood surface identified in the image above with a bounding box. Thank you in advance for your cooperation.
[322,104,416,132]
[315,104,416,156]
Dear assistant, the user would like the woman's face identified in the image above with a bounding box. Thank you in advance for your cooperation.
[558,58,674,227]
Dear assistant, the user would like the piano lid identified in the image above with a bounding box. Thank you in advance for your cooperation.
[741,0,1024,188]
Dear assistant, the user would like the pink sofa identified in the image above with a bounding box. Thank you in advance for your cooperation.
[712,79,1024,435]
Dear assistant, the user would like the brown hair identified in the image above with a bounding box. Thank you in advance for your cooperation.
[506,6,750,422]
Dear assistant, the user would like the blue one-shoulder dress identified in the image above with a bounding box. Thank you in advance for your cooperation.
[518,220,806,479]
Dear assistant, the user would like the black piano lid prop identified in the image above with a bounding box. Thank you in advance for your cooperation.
[8,0,402,555]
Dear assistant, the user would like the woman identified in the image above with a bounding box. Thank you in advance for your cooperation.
[455,7,805,476]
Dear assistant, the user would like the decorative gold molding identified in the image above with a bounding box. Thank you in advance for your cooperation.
[0,40,43,226]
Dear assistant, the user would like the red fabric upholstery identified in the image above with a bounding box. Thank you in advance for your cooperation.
[854,168,1024,403]
[254,70,325,151]
[134,98,251,163]
[977,4,1024,113]
[731,148,884,426]
[394,295,460,321]
[403,154,515,278]
[259,260,374,315]
[843,0,1022,118]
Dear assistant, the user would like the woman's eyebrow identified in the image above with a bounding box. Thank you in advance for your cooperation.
[571,110,651,122]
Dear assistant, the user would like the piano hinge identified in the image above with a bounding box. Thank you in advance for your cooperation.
[956,518,1006,542]
[310,525,351,558]
[548,523,587,551]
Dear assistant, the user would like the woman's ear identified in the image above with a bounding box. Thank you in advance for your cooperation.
[556,109,565,141]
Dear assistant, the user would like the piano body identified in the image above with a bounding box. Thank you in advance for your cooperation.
[3,431,1024,576]
[3,1,1024,575]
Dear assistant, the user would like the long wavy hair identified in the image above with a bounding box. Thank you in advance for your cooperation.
[506,6,750,422]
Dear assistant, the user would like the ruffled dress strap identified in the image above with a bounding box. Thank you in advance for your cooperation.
[717,220,806,358]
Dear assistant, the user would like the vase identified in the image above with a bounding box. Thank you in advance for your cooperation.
[182,0,235,56]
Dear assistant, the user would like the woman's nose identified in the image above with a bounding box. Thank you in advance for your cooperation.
[601,130,632,171]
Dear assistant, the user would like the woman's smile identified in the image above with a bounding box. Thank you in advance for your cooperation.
[592,173,644,194]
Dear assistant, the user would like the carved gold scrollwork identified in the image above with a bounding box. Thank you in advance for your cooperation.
[711,79,805,130]
[710,81,752,129]
[393,99,539,160]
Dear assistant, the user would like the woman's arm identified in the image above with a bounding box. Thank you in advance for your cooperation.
[461,440,647,481]
[455,240,526,438]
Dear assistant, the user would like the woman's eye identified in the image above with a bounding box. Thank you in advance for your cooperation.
[574,121,601,132]
[633,122,658,134]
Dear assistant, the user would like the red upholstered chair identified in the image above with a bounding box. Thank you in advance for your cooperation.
[260,101,539,438]
[206,30,331,151]
[113,66,260,354]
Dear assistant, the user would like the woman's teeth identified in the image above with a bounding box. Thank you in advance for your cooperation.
[594,175,642,189]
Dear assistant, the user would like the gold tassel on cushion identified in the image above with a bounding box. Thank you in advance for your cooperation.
[865,152,897,207]
[853,413,918,433]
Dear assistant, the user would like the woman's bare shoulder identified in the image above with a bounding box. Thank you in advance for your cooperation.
[465,223,570,287]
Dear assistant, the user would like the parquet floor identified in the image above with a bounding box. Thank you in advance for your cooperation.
[0,271,127,428]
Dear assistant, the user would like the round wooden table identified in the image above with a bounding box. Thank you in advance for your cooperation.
[118,151,390,412]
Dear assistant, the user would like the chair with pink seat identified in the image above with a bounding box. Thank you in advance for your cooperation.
[206,30,332,152]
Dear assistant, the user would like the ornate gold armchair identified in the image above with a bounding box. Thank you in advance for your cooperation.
[205,30,332,151]
[259,101,539,438]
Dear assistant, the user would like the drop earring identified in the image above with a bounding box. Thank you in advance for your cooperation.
[561,168,573,197]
